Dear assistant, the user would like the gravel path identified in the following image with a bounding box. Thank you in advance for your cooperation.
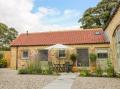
[0,68,57,89]
[71,77,120,89]
[1,69,120,89]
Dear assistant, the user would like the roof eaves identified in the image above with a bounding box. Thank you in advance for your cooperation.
[11,42,110,47]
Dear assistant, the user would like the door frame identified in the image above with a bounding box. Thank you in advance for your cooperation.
[76,47,90,68]
[37,49,48,61]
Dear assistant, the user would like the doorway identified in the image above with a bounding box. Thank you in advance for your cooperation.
[76,48,89,67]
[38,50,48,61]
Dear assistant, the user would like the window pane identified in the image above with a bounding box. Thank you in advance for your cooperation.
[22,50,29,59]
[97,53,108,59]
[59,49,65,58]
[38,50,48,61]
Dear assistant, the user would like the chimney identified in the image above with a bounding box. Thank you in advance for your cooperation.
[26,30,28,36]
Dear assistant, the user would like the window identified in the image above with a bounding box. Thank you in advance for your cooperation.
[59,49,66,58]
[97,49,108,59]
[97,53,108,59]
[22,50,29,59]
[38,50,48,61]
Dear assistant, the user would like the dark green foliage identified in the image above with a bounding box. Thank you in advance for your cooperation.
[0,59,7,68]
[0,23,18,50]
[18,68,29,74]
[0,52,3,59]
[79,0,119,29]
[90,53,97,62]
[0,52,7,68]
[70,54,77,63]
[80,70,89,77]
[70,54,77,66]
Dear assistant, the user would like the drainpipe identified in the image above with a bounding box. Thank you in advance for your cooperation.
[16,46,18,70]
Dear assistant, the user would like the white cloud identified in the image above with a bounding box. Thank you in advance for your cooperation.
[38,7,60,17]
[0,0,81,33]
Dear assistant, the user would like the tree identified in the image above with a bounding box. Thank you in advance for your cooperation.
[0,23,18,50]
[79,0,119,29]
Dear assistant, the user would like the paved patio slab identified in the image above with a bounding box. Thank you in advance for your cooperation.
[42,73,79,89]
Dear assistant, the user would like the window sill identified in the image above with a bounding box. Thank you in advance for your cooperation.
[21,58,29,60]
[97,58,108,60]
[59,57,66,59]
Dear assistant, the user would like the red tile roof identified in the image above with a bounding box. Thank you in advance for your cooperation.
[11,28,109,46]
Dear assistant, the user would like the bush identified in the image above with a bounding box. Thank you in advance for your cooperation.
[70,54,77,66]
[0,52,7,68]
[96,66,103,77]
[18,68,29,74]
[106,60,116,77]
[90,53,97,62]
[80,70,89,77]
[18,60,54,75]
[0,59,7,68]
[19,60,42,74]
[0,52,3,59]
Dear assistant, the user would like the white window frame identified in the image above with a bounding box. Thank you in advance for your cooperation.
[96,49,109,60]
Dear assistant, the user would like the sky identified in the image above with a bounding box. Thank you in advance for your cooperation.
[0,0,100,33]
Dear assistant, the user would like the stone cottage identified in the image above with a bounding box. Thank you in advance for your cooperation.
[10,3,120,73]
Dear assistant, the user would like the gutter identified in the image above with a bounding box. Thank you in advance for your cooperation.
[16,46,18,69]
[11,42,110,47]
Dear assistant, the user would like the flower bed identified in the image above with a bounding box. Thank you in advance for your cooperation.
[18,60,58,75]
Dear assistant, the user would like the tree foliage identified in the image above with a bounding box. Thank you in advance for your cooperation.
[0,23,18,50]
[79,0,119,29]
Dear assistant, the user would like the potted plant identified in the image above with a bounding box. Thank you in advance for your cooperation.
[70,54,78,72]
[89,53,97,72]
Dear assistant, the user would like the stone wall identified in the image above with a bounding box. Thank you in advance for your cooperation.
[105,7,120,72]
[11,44,110,70]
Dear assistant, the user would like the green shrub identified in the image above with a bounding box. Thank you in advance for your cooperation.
[90,53,97,62]
[0,52,7,68]
[0,59,7,68]
[18,60,54,75]
[96,66,103,77]
[80,70,89,77]
[19,60,42,74]
[18,68,29,74]
[0,52,3,59]
[106,60,116,77]
[46,65,53,74]
[70,54,77,66]
[41,65,53,75]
